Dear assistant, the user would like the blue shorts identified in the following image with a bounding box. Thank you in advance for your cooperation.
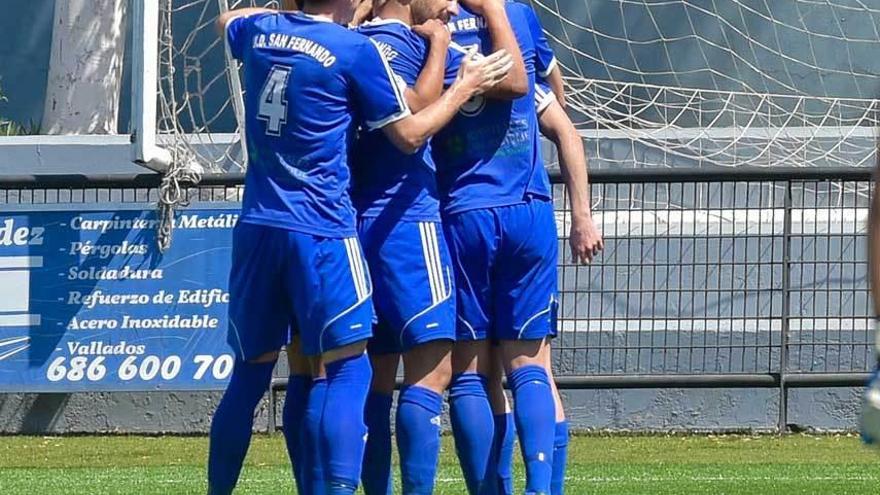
[443,199,559,342]
[227,222,373,359]
[358,218,456,355]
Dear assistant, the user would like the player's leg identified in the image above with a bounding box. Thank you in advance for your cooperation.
[487,351,565,495]
[389,220,457,494]
[283,337,312,494]
[540,343,568,495]
[358,217,401,495]
[496,199,560,495]
[208,223,290,495]
[398,340,452,494]
[304,357,327,494]
[208,352,278,495]
[449,340,495,494]
[291,233,376,495]
[321,341,373,495]
[443,210,498,494]
[498,339,555,495]
[487,352,515,495]
[362,351,399,495]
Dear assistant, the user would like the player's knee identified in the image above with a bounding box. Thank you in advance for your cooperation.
[451,340,492,375]
[500,338,546,372]
[410,364,452,395]
[403,340,453,392]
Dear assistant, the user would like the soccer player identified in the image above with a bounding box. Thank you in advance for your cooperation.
[483,80,604,495]
[482,6,604,494]
[860,159,880,444]
[207,2,512,494]
[351,1,522,493]
[434,1,572,493]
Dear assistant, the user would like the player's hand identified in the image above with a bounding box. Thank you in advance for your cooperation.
[456,47,513,96]
[458,0,504,15]
[350,0,373,26]
[413,19,451,48]
[569,214,604,264]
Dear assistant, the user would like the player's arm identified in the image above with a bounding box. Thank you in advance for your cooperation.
[459,0,528,98]
[352,0,375,26]
[545,65,565,109]
[384,49,513,153]
[521,1,563,106]
[539,97,604,264]
[214,7,275,35]
[406,20,452,113]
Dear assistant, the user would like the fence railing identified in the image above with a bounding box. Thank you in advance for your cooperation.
[1,165,874,432]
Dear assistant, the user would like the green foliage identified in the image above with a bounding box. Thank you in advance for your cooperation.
[0,78,38,136]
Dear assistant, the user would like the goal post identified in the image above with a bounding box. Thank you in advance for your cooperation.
[130,0,267,250]
[129,0,271,176]
[131,0,172,173]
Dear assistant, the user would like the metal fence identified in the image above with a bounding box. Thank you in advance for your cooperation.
[1,166,874,431]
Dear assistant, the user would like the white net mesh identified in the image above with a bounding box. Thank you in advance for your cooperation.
[530,0,880,171]
[156,0,281,174]
[153,0,880,173]
[152,0,279,250]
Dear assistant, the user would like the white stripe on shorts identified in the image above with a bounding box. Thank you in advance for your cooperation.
[428,223,447,298]
[344,238,365,299]
[419,222,441,304]
[352,238,370,297]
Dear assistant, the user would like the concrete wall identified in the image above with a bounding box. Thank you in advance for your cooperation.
[0,387,860,434]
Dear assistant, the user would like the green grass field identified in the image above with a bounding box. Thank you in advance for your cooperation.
[0,434,877,494]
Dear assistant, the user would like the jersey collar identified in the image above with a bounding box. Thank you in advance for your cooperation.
[296,11,333,23]
[362,17,411,28]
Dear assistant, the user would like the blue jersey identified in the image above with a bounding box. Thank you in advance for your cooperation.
[226,12,410,238]
[536,79,555,114]
[521,2,557,79]
[352,19,463,222]
[433,1,551,214]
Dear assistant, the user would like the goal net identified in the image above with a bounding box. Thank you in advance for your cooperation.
[530,0,880,171]
[135,0,880,174]
[132,0,880,247]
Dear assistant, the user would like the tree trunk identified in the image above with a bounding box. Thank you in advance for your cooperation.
[42,0,126,135]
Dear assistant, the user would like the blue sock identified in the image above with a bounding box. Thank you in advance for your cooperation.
[509,365,555,495]
[321,353,373,494]
[397,385,444,494]
[283,374,311,494]
[449,373,494,494]
[207,360,274,495]
[493,413,516,495]
[551,421,569,495]
[305,377,328,494]
[362,392,394,495]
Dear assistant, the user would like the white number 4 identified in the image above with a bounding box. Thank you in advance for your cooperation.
[258,65,291,136]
